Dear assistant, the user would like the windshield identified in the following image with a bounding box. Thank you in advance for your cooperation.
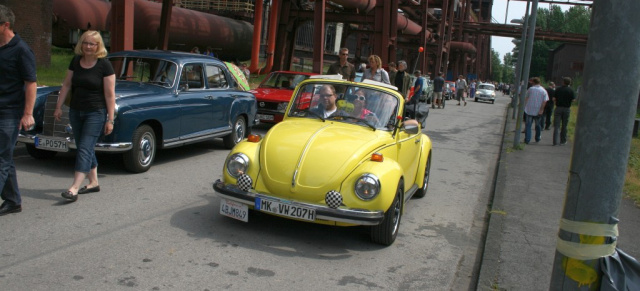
[109,57,178,88]
[287,82,400,130]
[478,84,494,90]
[261,72,311,89]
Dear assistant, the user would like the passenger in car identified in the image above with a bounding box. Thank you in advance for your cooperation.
[351,89,378,125]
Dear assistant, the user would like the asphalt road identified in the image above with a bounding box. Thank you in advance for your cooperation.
[0,94,509,290]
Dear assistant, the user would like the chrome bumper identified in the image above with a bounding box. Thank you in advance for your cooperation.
[18,133,132,153]
[213,179,384,225]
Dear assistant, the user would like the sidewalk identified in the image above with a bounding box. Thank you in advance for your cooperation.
[476,106,640,290]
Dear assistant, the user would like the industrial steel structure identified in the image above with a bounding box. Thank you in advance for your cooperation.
[51,0,591,81]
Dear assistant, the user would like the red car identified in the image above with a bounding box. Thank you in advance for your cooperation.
[251,71,317,123]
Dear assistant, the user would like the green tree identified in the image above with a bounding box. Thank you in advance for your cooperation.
[528,5,591,80]
[491,49,503,82]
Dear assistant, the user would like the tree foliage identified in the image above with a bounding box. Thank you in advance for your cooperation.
[493,5,591,84]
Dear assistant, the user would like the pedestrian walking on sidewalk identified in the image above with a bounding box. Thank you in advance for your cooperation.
[523,77,548,144]
[542,82,555,130]
[553,77,576,146]
[54,30,116,202]
[0,5,37,216]
[455,75,468,106]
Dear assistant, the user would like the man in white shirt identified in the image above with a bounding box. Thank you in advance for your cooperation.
[523,77,549,144]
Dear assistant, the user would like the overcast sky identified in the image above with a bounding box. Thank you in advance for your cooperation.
[491,1,572,61]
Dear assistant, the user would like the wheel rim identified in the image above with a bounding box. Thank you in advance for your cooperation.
[391,188,402,235]
[422,156,431,193]
[233,119,246,143]
[138,132,155,166]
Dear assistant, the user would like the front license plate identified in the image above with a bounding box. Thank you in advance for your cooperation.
[256,114,274,121]
[35,136,69,152]
[220,199,249,222]
[255,196,316,221]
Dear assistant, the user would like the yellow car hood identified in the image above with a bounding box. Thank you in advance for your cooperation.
[259,120,386,195]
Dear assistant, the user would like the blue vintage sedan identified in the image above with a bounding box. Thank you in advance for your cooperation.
[19,50,258,173]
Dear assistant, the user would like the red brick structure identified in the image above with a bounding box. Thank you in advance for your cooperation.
[0,0,52,67]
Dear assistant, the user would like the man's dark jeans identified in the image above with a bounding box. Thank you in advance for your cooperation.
[553,106,571,145]
[0,117,21,206]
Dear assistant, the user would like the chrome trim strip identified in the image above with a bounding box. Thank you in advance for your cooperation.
[163,129,232,148]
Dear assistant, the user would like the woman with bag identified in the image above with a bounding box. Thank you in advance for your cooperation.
[53,30,116,202]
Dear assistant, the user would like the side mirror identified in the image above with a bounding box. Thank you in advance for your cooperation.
[402,120,420,134]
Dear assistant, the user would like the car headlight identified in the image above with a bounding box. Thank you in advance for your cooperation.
[355,174,381,200]
[277,102,289,112]
[226,153,249,178]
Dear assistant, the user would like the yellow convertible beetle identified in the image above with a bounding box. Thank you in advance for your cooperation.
[213,76,432,245]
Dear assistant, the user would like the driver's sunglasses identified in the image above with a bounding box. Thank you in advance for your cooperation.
[320,93,334,98]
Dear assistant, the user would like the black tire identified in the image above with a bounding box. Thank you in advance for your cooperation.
[475,98,478,102]
[25,144,58,159]
[123,125,156,173]
[371,180,403,246]
[414,153,431,198]
[223,116,246,149]
[491,100,495,104]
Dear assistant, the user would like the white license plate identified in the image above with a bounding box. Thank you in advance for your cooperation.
[220,199,249,222]
[35,136,69,152]
[255,196,316,221]
[256,114,274,121]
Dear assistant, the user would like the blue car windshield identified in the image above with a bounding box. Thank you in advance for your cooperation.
[109,57,178,88]
[288,82,399,130]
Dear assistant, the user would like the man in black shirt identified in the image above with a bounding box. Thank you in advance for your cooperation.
[0,5,36,216]
[553,77,576,146]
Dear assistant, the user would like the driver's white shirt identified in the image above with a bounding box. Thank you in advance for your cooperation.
[324,107,336,118]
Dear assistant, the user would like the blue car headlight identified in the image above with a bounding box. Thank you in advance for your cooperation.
[355,174,380,200]
[226,153,249,178]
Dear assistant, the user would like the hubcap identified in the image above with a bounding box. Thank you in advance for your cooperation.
[391,191,401,234]
[139,133,154,166]
[234,120,245,143]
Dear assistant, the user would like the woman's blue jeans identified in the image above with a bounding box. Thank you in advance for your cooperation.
[69,108,106,173]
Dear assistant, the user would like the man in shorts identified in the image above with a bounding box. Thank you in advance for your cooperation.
[432,72,445,108]
[455,75,468,106]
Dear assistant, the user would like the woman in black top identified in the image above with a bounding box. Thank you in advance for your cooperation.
[54,30,116,202]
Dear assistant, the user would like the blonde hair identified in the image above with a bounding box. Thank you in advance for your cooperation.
[74,30,108,58]
[368,55,382,69]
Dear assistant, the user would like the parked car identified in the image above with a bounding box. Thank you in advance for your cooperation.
[213,76,433,245]
[475,83,496,104]
[408,76,433,104]
[444,81,456,100]
[19,50,258,173]
[251,71,317,123]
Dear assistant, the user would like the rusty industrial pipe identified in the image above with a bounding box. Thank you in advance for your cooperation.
[260,0,280,75]
[249,0,264,73]
[330,0,377,13]
[450,41,477,54]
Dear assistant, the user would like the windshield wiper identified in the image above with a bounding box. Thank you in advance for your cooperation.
[327,115,376,130]
[306,110,325,122]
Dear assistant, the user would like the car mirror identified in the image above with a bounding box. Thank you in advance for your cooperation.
[402,121,420,134]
